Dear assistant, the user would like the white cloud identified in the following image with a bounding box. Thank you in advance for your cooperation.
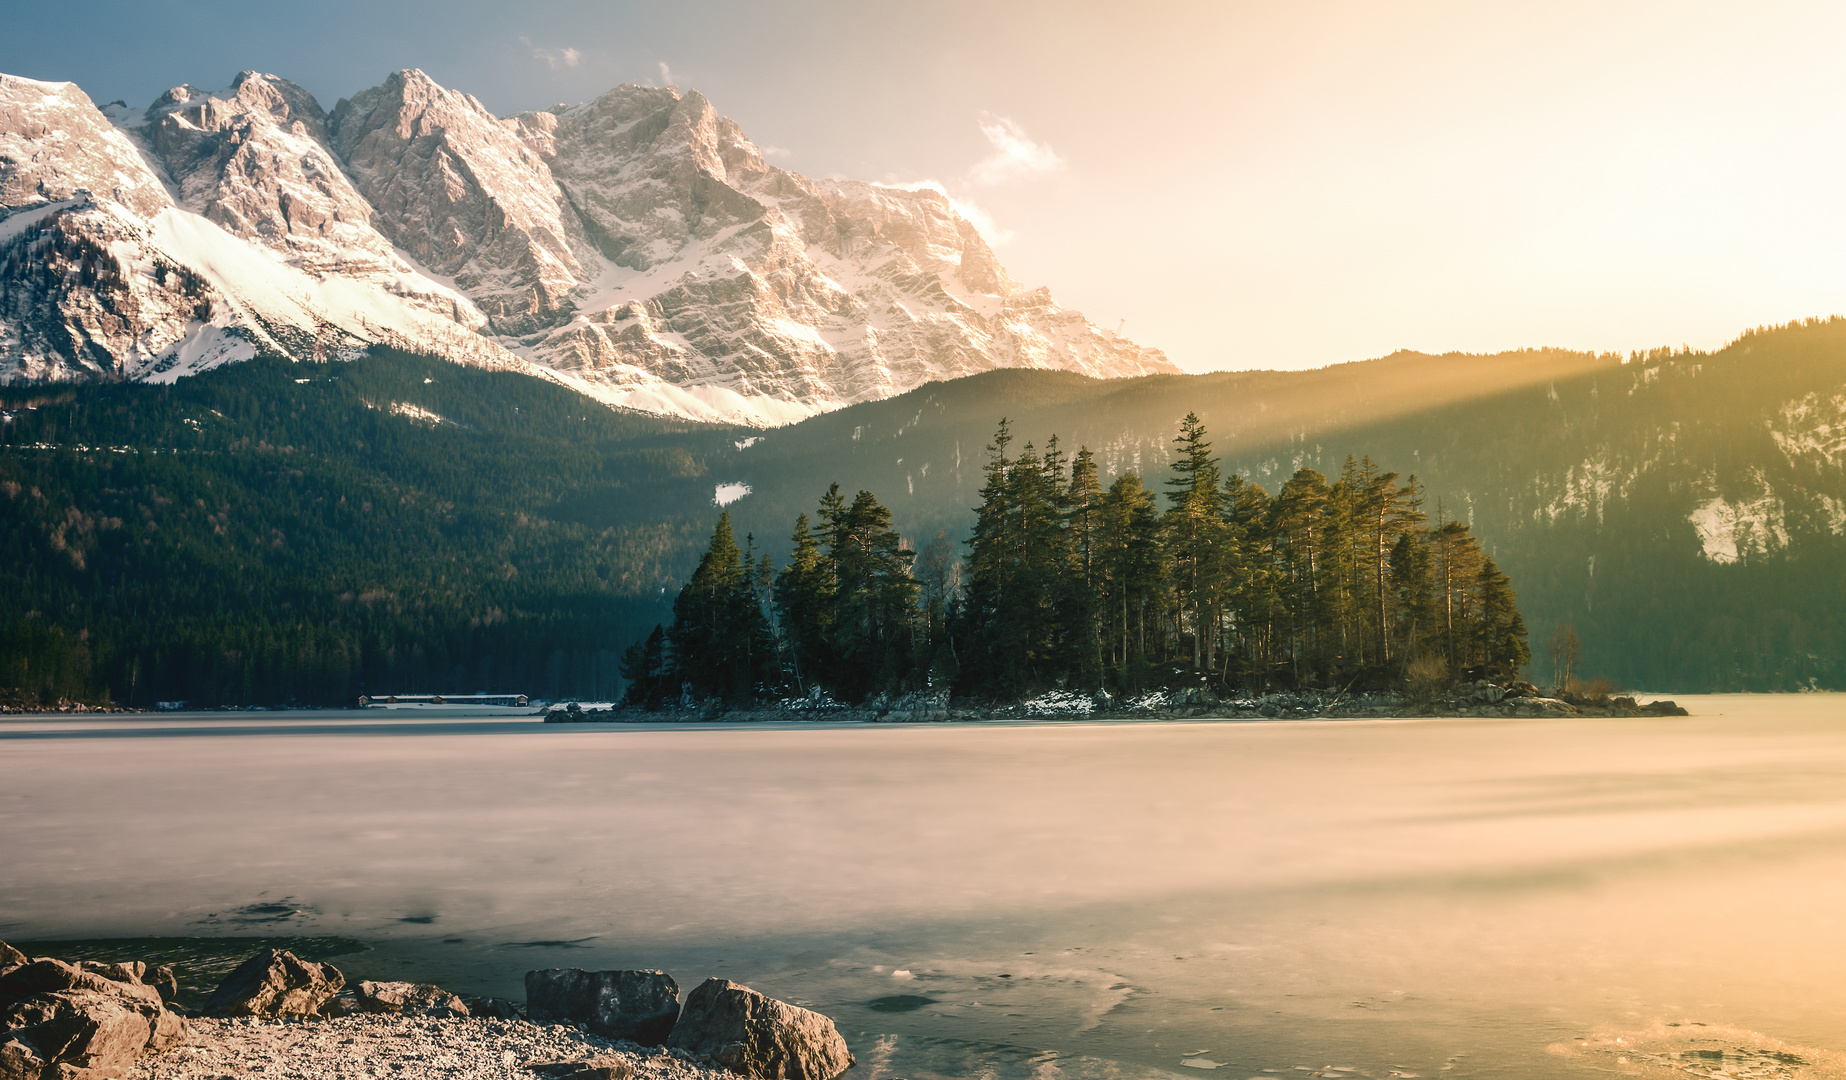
[969,112,1065,185]
[522,37,581,70]
[760,145,793,159]
[659,61,675,88]
[860,113,1062,247]
[878,180,1013,245]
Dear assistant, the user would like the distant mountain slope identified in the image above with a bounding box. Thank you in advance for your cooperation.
[710,325,1846,691]
[0,69,1173,424]
[6,327,1844,702]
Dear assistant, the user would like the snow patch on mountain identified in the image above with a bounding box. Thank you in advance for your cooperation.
[1537,453,1636,526]
[375,400,445,425]
[1769,392,1846,469]
[1689,469,1788,564]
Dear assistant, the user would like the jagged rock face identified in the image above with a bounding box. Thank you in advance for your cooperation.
[0,66,1176,424]
[517,82,1174,418]
[0,75,171,219]
[0,196,234,382]
[329,69,592,336]
[143,73,387,276]
[538,86,769,271]
[136,71,482,326]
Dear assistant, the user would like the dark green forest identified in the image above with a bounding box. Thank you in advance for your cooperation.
[633,416,1529,707]
[5,317,1846,706]
[0,350,744,706]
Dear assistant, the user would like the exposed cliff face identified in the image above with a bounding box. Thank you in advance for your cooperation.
[327,69,595,336]
[0,68,1175,424]
[512,84,1172,420]
[0,74,171,219]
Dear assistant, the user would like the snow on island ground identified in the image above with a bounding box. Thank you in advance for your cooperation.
[130,1014,734,1080]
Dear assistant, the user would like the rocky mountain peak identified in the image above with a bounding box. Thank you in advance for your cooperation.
[0,74,171,218]
[136,71,401,282]
[329,68,588,333]
[145,72,328,138]
[2,65,1176,424]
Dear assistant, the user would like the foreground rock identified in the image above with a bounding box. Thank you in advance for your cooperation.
[200,949,344,1018]
[526,969,679,1045]
[0,952,186,1079]
[533,1054,638,1080]
[666,979,852,1080]
[328,980,469,1018]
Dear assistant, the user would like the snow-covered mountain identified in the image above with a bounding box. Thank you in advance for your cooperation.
[0,69,1175,424]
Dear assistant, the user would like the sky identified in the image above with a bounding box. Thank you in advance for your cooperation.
[7,0,1846,374]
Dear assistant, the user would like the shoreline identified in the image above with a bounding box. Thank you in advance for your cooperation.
[3,939,846,1080]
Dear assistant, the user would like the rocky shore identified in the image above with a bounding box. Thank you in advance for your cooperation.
[0,942,853,1080]
[544,681,1689,724]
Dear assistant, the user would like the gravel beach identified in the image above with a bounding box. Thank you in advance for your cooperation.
[126,1015,736,1080]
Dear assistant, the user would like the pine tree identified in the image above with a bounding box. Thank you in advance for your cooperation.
[1064,447,1106,686]
[1164,413,1226,674]
[1270,468,1330,683]
[1472,556,1530,682]
[773,512,834,696]
[1097,471,1165,686]
[914,529,961,685]
[830,489,920,698]
[619,624,669,707]
[1222,474,1275,686]
[667,511,770,703]
[1428,514,1484,674]
[961,421,1019,693]
[1389,530,1435,669]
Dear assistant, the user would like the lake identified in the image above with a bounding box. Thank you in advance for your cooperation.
[5,697,1846,1079]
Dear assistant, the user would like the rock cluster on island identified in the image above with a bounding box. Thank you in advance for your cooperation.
[543,679,1691,724]
[0,942,853,1080]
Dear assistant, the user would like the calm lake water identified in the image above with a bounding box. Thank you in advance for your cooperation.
[5,698,1846,1079]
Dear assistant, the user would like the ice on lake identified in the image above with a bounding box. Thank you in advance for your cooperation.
[6,695,1846,1078]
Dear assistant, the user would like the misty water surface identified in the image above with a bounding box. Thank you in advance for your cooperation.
[5,698,1846,1079]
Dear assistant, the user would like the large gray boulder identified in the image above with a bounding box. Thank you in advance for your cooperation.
[329,980,470,1018]
[525,969,679,1045]
[666,978,853,1080]
[201,949,344,1018]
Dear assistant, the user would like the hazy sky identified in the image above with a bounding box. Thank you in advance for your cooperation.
[6,0,1845,373]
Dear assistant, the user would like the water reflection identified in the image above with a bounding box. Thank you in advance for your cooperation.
[5,697,1846,1078]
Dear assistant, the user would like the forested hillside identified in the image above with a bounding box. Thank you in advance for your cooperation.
[5,319,1846,705]
[0,351,747,706]
[709,322,1846,691]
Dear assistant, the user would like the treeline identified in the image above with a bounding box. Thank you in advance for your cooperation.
[628,414,1530,705]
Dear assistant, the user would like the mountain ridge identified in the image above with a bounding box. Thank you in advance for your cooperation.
[0,68,1174,424]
